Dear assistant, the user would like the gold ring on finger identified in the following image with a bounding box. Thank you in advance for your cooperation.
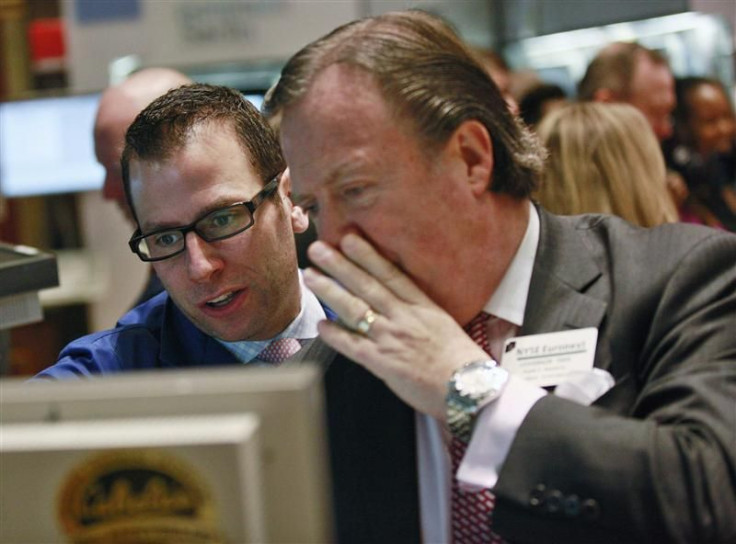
[355,308,378,336]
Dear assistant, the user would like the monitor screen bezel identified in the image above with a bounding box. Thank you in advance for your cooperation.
[0,363,334,543]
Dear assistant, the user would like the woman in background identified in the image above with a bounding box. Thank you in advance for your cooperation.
[536,102,679,227]
[665,76,736,231]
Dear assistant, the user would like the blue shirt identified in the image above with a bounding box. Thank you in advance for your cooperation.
[35,285,334,379]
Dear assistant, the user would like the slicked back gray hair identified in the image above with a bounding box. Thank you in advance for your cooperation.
[264,10,544,198]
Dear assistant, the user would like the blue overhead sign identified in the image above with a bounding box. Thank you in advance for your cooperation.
[75,0,140,24]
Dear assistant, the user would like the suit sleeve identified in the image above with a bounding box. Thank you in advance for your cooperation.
[491,231,736,544]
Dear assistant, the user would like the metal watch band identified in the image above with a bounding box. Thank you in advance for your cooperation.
[446,360,508,443]
[447,395,475,443]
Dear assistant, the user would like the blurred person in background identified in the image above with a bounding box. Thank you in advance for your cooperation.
[578,41,690,217]
[94,67,193,304]
[473,47,520,115]
[665,76,736,231]
[518,82,568,131]
[535,102,679,227]
[578,42,675,141]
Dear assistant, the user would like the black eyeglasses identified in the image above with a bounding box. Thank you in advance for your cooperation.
[129,175,280,262]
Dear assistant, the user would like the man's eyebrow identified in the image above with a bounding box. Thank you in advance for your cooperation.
[141,197,247,232]
[291,159,368,205]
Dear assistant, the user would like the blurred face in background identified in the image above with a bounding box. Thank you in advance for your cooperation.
[94,97,140,222]
[628,52,676,141]
[475,50,520,116]
[94,68,193,222]
[686,82,736,157]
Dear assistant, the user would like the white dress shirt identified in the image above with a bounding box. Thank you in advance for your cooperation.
[417,202,546,542]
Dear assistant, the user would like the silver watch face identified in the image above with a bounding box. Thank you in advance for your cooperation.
[447,361,509,442]
[455,361,507,400]
[457,365,492,395]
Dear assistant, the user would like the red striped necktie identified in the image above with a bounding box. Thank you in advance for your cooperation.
[450,312,506,544]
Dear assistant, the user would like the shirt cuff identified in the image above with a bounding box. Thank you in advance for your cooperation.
[456,375,546,490]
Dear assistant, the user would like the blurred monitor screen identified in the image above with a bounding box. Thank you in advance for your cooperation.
[0,92,265,198]
[0,93,104,197]
[0,363,333,543]
[243,92,264,111]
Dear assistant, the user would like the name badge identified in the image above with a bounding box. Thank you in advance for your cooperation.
[501,328,598,387]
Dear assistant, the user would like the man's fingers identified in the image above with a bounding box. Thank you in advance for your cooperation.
[307,240,397,315]
[339,234,431,305]
[307,236,433,316]
[303,267,375,329]
[316,320,395,383]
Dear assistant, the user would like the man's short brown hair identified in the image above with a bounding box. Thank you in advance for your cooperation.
[122,84,285,224]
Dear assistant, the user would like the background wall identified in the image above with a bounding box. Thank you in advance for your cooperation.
[63,0,495,93]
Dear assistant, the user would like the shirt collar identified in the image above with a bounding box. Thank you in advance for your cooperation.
[484,202,539,327]
[218,270,325,363]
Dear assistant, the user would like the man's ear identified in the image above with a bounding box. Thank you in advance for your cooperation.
[280,168,310,234]
[278,167,292,196]
[452,120,494,196]
[291,205,309,234]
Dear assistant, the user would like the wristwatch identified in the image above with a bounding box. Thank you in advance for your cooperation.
[446,360,509,443]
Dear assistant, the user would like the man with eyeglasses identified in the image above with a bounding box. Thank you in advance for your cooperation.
[35,83,327,377]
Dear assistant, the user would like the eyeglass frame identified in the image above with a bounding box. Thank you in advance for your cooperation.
[128,174,281,262]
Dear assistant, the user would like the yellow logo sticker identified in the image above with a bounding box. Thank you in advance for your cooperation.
[58,449,225,544]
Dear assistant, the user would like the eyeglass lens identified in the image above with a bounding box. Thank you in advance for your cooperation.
[130,175,280,262]
[138,204,254,260]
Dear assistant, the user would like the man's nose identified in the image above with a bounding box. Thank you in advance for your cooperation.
[185,232,223,282]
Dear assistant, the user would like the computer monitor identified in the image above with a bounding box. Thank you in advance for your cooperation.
[0,92,265,198]
[0,93,104,197]
[2,413,265,542]
[0,363,334,543]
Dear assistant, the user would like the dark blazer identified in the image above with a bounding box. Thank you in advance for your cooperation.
[296,208,736,544]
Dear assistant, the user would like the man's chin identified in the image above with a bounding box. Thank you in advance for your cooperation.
[207,321,267,344]
[209,327,249,344]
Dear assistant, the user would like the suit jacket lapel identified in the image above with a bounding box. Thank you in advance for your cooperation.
[523,209,611,368]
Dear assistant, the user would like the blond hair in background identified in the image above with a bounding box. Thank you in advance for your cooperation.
[535,102,679,227]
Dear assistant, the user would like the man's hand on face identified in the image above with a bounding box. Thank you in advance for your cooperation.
[303,233,487,422]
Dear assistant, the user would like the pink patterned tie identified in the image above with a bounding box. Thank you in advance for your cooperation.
[256,338,302,364]
[450,312,505,544]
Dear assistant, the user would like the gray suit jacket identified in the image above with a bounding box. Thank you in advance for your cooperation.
[297,208,736,543]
